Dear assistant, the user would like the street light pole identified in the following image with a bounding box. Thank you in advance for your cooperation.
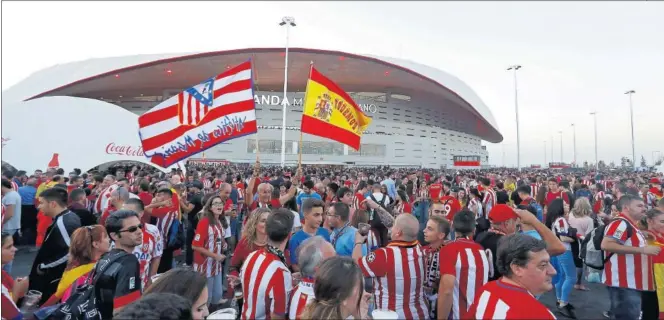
[279,16,296,168]
[558,131,563,163]
[624,90,636,170]
[590,112,598,170]
[571,123,576,167]
[507,65,522,171]
[544,140,547,166]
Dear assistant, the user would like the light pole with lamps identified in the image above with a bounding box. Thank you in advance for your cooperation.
[558,131,563,163]
[279,16,296,167]
[624,90,636,170]
[507,65,522,171]
[590,112,598,170]
[570,123,577,167]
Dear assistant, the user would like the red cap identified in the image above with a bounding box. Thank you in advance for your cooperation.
[489,204,518,223]
[650,178,661,184]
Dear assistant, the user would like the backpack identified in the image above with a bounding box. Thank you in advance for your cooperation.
[44,252,128,320]
[167,218,185,250]
[581,218,633,271]
[528,201,544,222]
[368,194,394,228]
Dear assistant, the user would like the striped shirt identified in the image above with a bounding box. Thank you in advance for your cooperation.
[602,214,654,291]
[241,249,292,319]
[439,238,490,319]
[288,278,314,320]
[358,240,429,319]
[193,217,225,277]
[470,279,556,319]
[482,188,496,214]
[552,217,572,251]
[133,224,162,290]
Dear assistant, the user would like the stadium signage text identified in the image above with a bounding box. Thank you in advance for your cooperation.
[254,94,377,114]
[106,143,144,157]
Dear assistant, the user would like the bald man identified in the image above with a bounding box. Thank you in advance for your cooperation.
[353,213,429,319]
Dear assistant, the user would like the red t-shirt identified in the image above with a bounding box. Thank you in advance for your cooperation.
[545,190,569,207]
[428,183,443,202]
[99,205,117,227]
[138,192,153,224]
[439,196,462,222]
[469,278,556,319]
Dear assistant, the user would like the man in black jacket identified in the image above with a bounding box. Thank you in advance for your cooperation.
[28,187,81,304]
[68,188,97,226]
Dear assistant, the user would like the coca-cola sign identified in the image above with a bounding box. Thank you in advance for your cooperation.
[105,143,144,157]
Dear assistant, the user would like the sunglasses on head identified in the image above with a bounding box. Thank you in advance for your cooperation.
[119,224,143,233]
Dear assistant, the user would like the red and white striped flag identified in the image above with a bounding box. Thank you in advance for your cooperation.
[138,61,257,168]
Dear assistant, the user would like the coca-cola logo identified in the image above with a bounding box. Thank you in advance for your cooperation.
[105,143,144,157]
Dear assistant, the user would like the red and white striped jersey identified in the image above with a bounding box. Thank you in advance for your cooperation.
[288,278,314,320]
[352,192,366,210]
[552,217,572,251]
[358,240,429,319]
[647,188,663,210]
[367,230,380,252]
[482,188,496,213]
[151,205,178,248]
[594,191,606,213]
[602,215,654,291]
[530,183,540,199]
[241,249,292,320]
[439,238,490,319]
[132,224,163,290]
[10,180,18,191]
[470,279,556,319]
[192,217,225,277]
[94,184,119,214]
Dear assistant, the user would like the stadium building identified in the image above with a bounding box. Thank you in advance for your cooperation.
[1,48,502,172]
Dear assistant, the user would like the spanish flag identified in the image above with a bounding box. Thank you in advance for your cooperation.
[301,66,372,150]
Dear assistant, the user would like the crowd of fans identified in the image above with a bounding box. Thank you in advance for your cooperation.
[0,161,663,319]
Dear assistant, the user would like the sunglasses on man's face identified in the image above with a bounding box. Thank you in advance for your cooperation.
[119,224,143,233]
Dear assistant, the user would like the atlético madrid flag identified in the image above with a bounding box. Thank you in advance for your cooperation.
[138,61,257,167]
[301,67,372,150]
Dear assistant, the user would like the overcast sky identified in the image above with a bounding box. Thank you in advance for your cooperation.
[2,1,662,167]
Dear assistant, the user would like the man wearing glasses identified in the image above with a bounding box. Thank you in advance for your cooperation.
[96,210,143,319]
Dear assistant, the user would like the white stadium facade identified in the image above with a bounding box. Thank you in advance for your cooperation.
[1,48,502,172]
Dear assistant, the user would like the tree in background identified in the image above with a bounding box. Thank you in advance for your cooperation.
[641,155,647,168]
[608,161,615,169]
[583,161,589,169]
[599,160,607,170]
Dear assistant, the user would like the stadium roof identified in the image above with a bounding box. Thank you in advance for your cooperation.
[3,48,503,143]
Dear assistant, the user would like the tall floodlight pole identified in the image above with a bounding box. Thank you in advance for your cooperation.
[279,16,296,168]
[624,90,636,170]
[571,123,577,167]
[507,65,522,171]
[558,131,563,162]
[590,112,598,170]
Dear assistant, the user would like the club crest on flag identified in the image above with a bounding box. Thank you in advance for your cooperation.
[178,77,215,126]
[313,92,333,123]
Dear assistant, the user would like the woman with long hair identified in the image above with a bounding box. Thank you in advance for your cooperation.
[300,256,371,320]
[568,198,594,291]
[456,188,469,208]
[545,198,577,318]
[144,267,210,319]
[393,190,411,214]
[2,233,28,320]
[192,195,228,308]
[41,225,110,307]
[228,207,271,279]
[468,188,483,219]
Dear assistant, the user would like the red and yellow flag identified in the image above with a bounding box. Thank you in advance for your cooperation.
[301,67,372,150]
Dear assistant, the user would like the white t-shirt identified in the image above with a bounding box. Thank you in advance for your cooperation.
[2,191,22,230]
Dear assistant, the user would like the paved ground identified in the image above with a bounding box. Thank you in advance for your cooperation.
[11,247,609,319]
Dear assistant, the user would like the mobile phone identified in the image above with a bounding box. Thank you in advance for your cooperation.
[358,223,371,237]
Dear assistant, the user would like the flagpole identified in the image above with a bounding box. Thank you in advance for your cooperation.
[299,62,314,168]
[279,16,296,168]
